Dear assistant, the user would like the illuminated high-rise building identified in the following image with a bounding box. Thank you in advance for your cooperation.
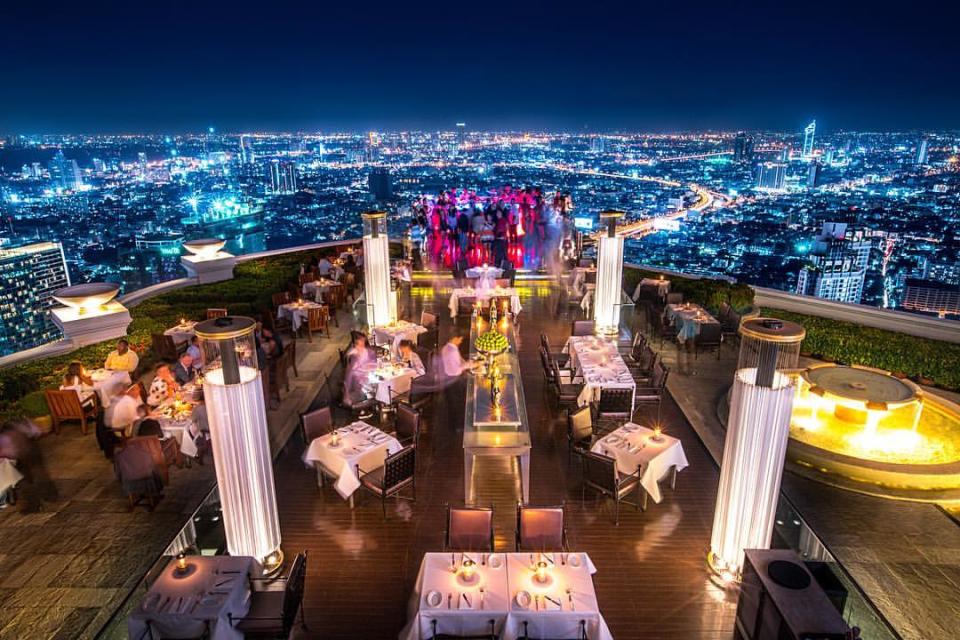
[796,222,871,304]
[755,162,786,191]
[48,150,83,191]
[456,122,466,150]
[590,136,605,154]
[239,135,255,164]
[0,241,70,355]
[368,167,393,201]
[268,159,297,194]
[802,120,816,158]
[915,138,929,165]
[806,161,822,188]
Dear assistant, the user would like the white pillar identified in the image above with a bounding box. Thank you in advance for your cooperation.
[709,318,805,579]
[196,316,282,574]
[362,211,395,328]
[593,210,625,334]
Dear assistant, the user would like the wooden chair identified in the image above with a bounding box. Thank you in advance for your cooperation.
[457,296,477,317]
[151,333,181,362]
[230,552,308,637]
[284,340,299,378]
[206,308,228,320]
[113,444,163,512]
[305,305,331,341]
[444,505,494,552]
[298,272,314,286]
[516,503,568,552]
[271,291,292,307]
[571,320,595,336]
[269,350,291,402]
[45,389,97,435]
[300,406,333,444]
[126,381,148,403]
[357,445,416,520]
[666,292,684,305]
[577,450,642,524]
[125,435,174,485]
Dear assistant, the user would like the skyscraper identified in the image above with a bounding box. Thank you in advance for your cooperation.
[239,135,255,164]
[802,120,816,158]
[0,241,70,355]
[733,132,754,164]
[755,162,786,191]
[48,150,83,191]
[268,159,297,194]
[368,167,393,201]
[901,278,960,317]
[807,161,822,189]
[456,122,466,150]
[589,136,605,154]
[796,222,871,304]
[915,138,929,165]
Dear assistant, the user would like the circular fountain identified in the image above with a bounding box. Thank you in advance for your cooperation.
[788,363,960,497]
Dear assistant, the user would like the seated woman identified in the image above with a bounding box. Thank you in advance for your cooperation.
[344,331,376,368]
[60,361,96,407]
[147,364,179,408]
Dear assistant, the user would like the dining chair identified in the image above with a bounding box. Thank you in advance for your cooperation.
[304,305,331,341]
[300,406,333,444]
[519,619,589,640]
[540,333,570,367]
[634,361,670,421]
[298,272,314,286]
[577,449,643,524]
[356,445,416,520]
[45,389,98,435]
[551,360,583,408]
[271,291,292,307]
[114,444,164,512]
[268,350,292,402]
[125,435,174,485]
[694,322,724,359]
[593,387,633,431]
[516,503,568,552]
[393,402,421,448]
[429,619,497,640]
[721,309,741,350]
[126,381,148,403]
[627,346,658,385]
[144,618,210,639]
[444,504,494,552]
[151,333,182,362]
[566,406,595,466]
[457,296,477,317]
[571,320,595,336]
[206,308,227,320]
[666,292,684,305]
[230,551,308,637]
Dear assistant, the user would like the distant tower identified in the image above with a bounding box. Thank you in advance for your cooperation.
[268,160,297,194]
[456,123,467,150]
[0,241,70,355]
[802,120,816,158]
[368,167,393,201]
[796,222,871,304]
[48,150,83,191]
[806,161,822,189]
[239,135,255,165]
[590,136,606,154]
[755,163,786,191]
[915,138,929,166]
[733,132,754,164]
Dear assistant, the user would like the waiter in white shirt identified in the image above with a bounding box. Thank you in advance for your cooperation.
[440,333,476,380]
[440,332,477,428]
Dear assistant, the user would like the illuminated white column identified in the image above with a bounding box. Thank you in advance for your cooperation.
[709,317,805,579]
[362,211,395,328]
[196,316,282,574]
[593,210,625,334]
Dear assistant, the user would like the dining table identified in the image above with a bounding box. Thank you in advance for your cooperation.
[591,422,689,504]
[0,458,23,497]
[153,396,200,458]
[164,320,198,346]
[128,555,259,640]
[465,265,503,289]
[632,277,671,301]
[278,300,323,332]
[372,321,428,355]
[666,302,719,343]
[302,421,401,503]
[448,287,522,319]
[90,368,132,407]
[301,277,340,303]
[564,336,635,411]
[400,552,612,640]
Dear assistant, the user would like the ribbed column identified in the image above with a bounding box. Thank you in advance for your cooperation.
[362,211,394,328]
[593,210,624,334]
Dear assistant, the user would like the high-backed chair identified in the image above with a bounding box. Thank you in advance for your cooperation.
[578,450,642,524]
[45,389,98,435]
[114,444,163,511]
[457,296,477,317]
[231,551,308,637]
[593,387,633,430]
[445,505,494,552]
[519,619,588,640]
[151,333,181,362]
[125,435,175,485]
[305,305,331,341]
[571,320,595,337]
[300,406,333,444]
[551,361,583,408]
[635,361,670,420]
[567,406,594,466]
[393,402,421,448]
[357,445,416,520]
[540,333,569,367]
[272,291,292,307]
[694,322,723,359]
[516,504,567,552]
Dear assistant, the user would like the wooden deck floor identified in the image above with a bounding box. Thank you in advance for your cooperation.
[273,282,738,639]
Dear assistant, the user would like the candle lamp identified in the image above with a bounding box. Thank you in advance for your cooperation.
[180,316,187,326]
[651,424,665,442]
[460,559,476,581]
[533,560,551,585]
[330,431,340,447]
[177,554,186,571]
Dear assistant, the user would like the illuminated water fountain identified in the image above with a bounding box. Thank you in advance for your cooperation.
[787,363,960,496]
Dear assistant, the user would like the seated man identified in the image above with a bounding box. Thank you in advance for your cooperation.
[397,339,425,377]
[317,254,333,276]
[186,336,202,370]
[104,384,140,438]
[172,354,195,386]
[104,339,139,373]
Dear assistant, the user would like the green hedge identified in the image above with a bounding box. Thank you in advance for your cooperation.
[0,246,345,420]
[623,265,755,314]
[763,308,960,392]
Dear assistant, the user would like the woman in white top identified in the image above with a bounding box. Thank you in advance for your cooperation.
[147,364,179,407]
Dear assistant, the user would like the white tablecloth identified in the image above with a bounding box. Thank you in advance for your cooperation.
[591,422,689,503]
[465,266,503,289]
[164,322,198,345]
[0,459,23,494]
[571,267,597,295]
[128,555,258,640]
[278,301,323,332]
[666,303,718,343]
[632,278,670,301]
[303,421,401,499]
[564,336,635,411]
[90,369,132,407]
[302,278,340,302]
[400,552,612,640]
[363,363,417,404]
[448,287,522,319]
[372,321,428,355]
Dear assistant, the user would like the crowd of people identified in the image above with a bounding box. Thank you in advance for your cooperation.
[405,185,574,272]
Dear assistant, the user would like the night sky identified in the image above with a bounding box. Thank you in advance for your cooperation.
[3,0,958,133]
